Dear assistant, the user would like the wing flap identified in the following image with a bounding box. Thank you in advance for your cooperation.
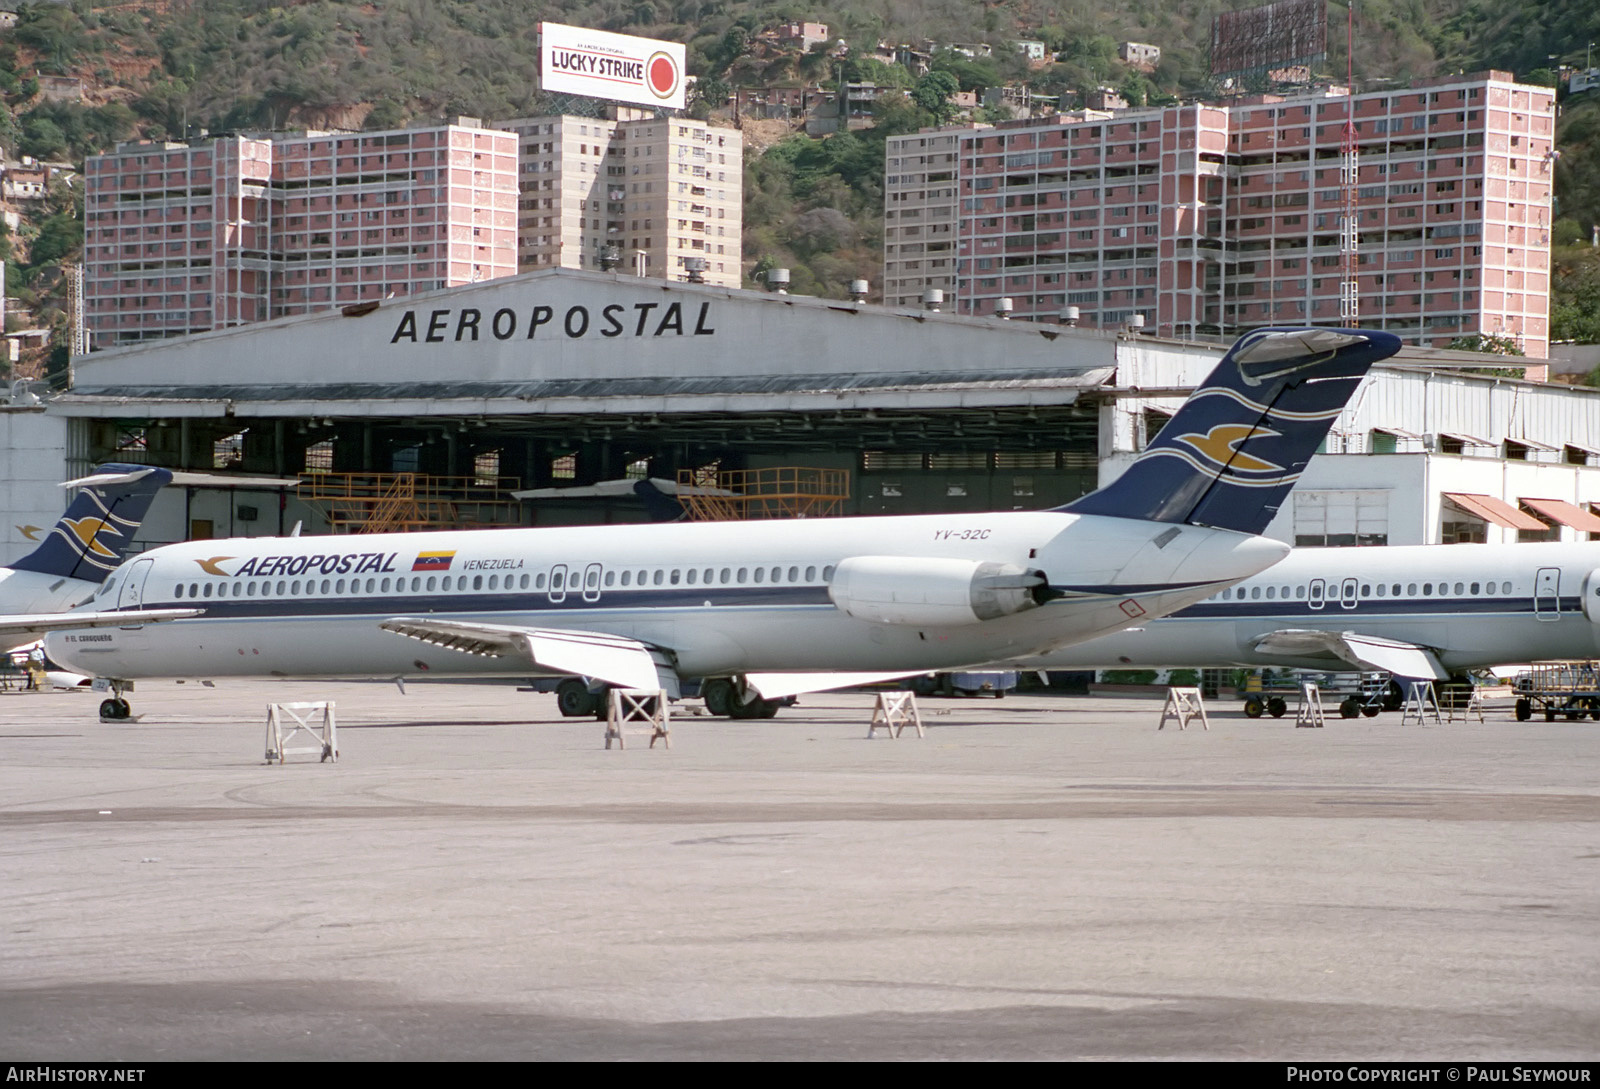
[744,671,929,701]
[380,618,672,692]
[1250,629,1447,680]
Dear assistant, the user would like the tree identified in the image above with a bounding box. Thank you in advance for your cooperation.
[1446,333,1525,355]
[1446,333,1527,378]
[870,90,931,136]
[29,213,82,268]
[1551,244,1600,344]
[19,118,68,161]
[364,99,406,131]
[911,71,960,124]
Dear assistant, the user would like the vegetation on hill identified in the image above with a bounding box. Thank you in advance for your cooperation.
[0,0,1595,355]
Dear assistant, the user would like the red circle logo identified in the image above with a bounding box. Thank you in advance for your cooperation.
[647,51,679,99]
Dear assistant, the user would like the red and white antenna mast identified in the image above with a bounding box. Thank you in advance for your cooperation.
[1339,1,1359,326]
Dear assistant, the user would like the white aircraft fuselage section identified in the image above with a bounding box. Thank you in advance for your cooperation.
[47,511,1288,682]
[0,569,99,650]
[1017,541,1600,673]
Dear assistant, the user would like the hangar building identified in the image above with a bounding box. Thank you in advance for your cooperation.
[3,269,1598,559]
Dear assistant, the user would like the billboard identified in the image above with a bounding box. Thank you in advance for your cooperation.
[1210,0,1327,83]
[540,22,686,111]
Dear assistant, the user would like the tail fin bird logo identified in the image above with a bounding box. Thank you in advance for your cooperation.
[62,517,121,559]
[1170,424,1286,475]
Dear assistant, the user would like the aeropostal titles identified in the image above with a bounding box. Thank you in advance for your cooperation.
[390,301,715,344]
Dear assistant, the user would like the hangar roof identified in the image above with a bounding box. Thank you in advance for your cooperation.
[64,269,1121,418]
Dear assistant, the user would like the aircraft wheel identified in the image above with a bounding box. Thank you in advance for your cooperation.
[701,678,735,717]
[729,695,779,720]
[1514,698,1531,722]
[1266,696,1287,719]
[555,679,597,718]
[99,698,127,721]
[1382,681,1404,712]
[1339,697,1361,719]
[1243,697,1264,719]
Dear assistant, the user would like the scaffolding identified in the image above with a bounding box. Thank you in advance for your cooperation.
[675,467,850,521]
[298,472,523,533]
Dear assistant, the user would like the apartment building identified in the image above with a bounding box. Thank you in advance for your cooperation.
[83,121,518,346]
[499,113,742,288]
[885,71,1556,355]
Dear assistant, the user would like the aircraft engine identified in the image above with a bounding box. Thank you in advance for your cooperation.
[1584,568,1600,624]
[827,556,1051,626]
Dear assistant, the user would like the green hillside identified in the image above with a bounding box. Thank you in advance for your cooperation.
[1,0,1597,361]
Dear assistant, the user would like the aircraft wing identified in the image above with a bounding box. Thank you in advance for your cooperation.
[0,607,203,637]
[1249,629,1448,680]
[744,671,930,701]
[379,618,674,692]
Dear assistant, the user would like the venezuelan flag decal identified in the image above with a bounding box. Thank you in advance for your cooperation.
[413,550,456,572]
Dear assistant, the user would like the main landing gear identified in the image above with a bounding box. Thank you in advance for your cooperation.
[554,678,608,720]
[700,677,783,719]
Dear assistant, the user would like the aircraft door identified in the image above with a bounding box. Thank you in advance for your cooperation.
[548,564,568,604]
[1535,566,1560,621]
[582,563,602,603]
[1340,577,1358,610]
[118,558,154,610]
[117,557,156,628]
[1308,578,1326,611]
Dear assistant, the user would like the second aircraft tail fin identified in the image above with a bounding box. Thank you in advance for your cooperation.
[9,463,173,582]
[1059,328,1400,535]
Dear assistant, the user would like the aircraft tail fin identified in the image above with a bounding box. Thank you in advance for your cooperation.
[9,463,173,581]
[1058,328,1401,535]
[632,479,686,522]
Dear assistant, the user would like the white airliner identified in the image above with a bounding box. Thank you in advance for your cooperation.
[44,328,1401,721]
[1010,539,1600,716]
[0,463,194,652]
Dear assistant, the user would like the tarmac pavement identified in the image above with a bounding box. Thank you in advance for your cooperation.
[1,680,1596,1060]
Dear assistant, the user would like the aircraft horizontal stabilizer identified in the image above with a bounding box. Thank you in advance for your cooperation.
[744,671,930,701]
[380,618,672,692]
[1250,629,1447,680]
[0,607,203,637]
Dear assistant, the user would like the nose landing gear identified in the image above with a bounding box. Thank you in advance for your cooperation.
[98,681,133,721]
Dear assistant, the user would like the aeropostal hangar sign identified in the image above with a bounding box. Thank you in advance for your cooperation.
[540,21,686,111]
